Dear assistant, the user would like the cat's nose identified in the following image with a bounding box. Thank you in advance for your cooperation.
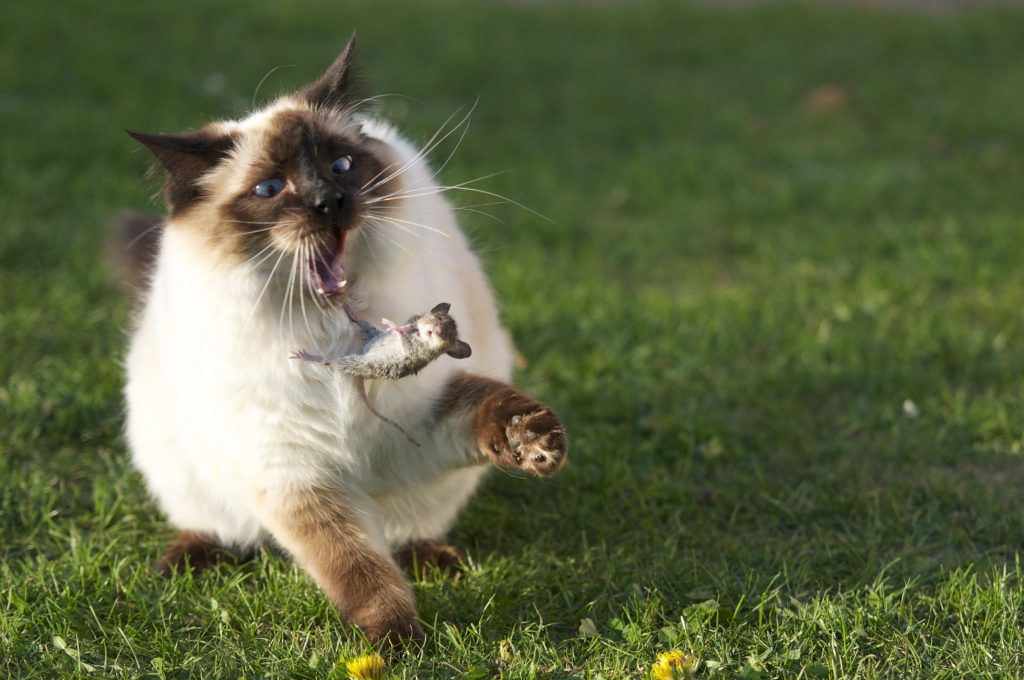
[314,192,344,216]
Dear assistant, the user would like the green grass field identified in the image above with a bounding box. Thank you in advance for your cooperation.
[4,0,1024,677]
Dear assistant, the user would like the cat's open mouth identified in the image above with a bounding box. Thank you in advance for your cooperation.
[308,231,347,297]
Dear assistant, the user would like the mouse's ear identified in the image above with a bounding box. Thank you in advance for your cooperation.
[431,302,452,315]
[445,340,471,359]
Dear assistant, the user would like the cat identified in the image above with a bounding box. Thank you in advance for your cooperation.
[120,36,568,646]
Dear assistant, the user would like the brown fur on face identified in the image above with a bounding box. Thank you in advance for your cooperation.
[157,107,406,287]
[217,110,400,257]
[129,36,405,295]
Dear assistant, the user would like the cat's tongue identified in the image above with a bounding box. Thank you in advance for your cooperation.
[310,232,347,297]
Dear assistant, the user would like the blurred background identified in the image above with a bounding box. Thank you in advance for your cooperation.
[4,0,1024,676]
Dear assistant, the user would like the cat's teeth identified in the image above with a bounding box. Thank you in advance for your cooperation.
[339,280,347,288]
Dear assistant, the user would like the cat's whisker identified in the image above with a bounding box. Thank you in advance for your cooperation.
[370,216,420,240]
[365,219,462,270]
[368,213,450,238]
[298,243,324,341]
[304,238,332,314]
[251,64,294,110]
[302,241,330,318]
[347,93,423,110]
[364,200,504,221]
[369,183,552,223]
[455,206,506,226]
[366,201,506,225]
[229,220,285,227]
[360,102,475,195]
[243,246,288,333]
[363,170,506,207]
[370,170,507,199]
[279,247,299,334]
[291,250,302,337]
[493,466,529,481]
[430,97,477,181]
[358,157,411,197]
[359,105,468,193]
[123,220,165,251]
[202,226,280,242]
[280,246,299,337]
[471,244,514,255]
[245,249,281,275]
[241,240,281,270]
[358,223,384,268]
[457,200,508,210]
[370,229,419,264]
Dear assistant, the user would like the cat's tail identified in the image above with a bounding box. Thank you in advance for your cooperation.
[108,210,163,293]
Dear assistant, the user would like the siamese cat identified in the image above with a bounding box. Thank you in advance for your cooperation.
[121,37,567,646]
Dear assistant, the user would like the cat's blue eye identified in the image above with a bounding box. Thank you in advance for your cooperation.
[330,155,353,174]
[252,178,285,198]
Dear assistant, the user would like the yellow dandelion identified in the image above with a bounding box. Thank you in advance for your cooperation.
[651,649,695,680]
[345,652,386,680]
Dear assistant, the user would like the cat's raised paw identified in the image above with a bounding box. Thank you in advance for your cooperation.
[505,407,568,476]
[478,389,568,477]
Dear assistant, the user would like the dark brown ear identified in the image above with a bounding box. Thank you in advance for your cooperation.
[446,340,472,360]
[302,34,357,111]
[431,302,452,315]
[127,130,235,211]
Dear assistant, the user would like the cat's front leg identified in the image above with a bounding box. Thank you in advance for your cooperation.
[256,485,424,647]
[435,372,568,477]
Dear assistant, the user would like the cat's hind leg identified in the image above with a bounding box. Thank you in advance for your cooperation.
[157,530,256,576]
[393,540,466,579]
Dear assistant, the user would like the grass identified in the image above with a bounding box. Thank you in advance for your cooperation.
[4,0,1024,677]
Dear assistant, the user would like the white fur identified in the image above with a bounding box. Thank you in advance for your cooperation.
[126,101,513,550]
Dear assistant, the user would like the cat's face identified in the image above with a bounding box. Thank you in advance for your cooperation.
[131,37,401,301]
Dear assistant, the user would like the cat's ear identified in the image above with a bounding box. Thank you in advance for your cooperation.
[127,129,235,211]
[302,33,357,110]
[446,341,472,360]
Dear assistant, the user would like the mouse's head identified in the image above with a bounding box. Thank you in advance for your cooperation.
[416,302,471,358]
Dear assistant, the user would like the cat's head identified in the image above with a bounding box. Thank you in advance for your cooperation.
[130,36,402,301]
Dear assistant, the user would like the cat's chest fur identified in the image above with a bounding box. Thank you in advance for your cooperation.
[135,227,476,498]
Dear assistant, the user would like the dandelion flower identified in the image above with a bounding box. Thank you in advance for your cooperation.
[346,652,386,679]
[651,649,694,680]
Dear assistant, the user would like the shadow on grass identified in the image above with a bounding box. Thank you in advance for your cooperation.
[440,336,1024,645]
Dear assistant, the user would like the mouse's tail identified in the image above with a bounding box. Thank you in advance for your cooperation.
[107,210,163,293]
